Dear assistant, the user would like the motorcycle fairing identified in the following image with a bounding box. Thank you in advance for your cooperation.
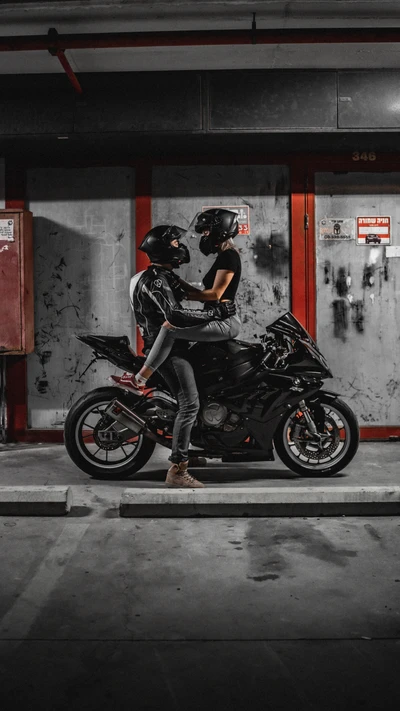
[267,311,316,345]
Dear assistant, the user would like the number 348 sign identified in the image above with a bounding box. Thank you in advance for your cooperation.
[352,151,376,162]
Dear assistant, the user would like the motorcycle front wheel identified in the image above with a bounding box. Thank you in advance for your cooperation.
[64,387,155,479]
[274,394,359,477]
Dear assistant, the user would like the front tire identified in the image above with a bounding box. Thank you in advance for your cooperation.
[274,395,359,477]
[64,387,155,479]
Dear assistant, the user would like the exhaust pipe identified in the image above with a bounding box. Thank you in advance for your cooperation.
[105,399,171,448]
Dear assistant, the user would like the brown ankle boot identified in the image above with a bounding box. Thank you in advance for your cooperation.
[165,461,205,488]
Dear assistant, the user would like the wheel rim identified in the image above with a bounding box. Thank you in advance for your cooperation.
[282,403,351,471]
[75,399,144,469]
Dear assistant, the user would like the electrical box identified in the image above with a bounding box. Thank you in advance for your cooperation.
[0,209,34,355]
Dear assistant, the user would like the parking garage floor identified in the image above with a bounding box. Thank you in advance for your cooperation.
[0,442,399,710]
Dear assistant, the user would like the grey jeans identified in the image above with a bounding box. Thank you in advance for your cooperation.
[143,314,241,373]
[158,354,200,464]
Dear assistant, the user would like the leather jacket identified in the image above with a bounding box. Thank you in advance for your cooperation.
[130,265,226,353]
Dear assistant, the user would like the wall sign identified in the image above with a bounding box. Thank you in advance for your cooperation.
[357,216,391,246]
[202,205,250,235]
[0,219,14,241]
[386,246,400,258]
[319,218,355,241]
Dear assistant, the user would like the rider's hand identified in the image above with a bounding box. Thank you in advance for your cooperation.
[212,301,237,320]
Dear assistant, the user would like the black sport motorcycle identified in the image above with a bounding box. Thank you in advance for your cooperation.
[64,312,359,479]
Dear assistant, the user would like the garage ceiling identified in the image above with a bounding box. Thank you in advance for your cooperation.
[2,1,400,72]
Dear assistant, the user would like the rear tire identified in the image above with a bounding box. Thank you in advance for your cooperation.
[64,387,155,479]
[275,395,359,477]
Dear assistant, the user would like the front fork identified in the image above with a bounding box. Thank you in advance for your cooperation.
[298,399,329,446]
[299,399,318,434]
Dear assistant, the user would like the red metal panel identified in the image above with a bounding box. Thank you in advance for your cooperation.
[290,162,308,329]
[360,427,400,440]
[0,210,34,354]
[135,165,152,355]
[0,212,22,352]
[305,173,316,340]
[4,170,28,441]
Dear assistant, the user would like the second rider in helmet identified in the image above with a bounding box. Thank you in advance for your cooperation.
[129,208,241,391]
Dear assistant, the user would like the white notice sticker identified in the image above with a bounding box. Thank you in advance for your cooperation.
[386,246,400,258]
[0,219,14,241]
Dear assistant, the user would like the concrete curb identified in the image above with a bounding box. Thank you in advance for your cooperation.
[119,486,400,517]
[0,486,73,516]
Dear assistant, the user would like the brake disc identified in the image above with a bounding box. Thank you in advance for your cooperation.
[291,415,340,460]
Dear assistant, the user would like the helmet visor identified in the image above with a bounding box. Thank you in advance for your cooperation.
[180,212,204,242]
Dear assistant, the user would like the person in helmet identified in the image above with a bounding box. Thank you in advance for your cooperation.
[111,222,237,488]
[127,208,241,388]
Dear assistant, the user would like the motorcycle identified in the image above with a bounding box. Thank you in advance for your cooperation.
[64,312,359,479]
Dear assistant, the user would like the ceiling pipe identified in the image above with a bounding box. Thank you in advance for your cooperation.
[54,50,83,94]
[48,29,83,94]
[1,27,400,52]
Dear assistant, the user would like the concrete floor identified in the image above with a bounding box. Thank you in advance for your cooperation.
[0,442,399,709]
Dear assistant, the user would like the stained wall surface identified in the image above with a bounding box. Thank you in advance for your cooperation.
[315,172,400,426]
[26,167,135,429]
[152,165,290,342]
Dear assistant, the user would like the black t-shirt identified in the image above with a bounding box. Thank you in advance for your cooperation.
[202,249,241,301]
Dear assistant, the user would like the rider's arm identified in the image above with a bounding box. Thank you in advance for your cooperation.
[144,273,229,328]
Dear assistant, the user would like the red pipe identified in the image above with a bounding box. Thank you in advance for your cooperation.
[55,50,83,94]
[1,27,400,52]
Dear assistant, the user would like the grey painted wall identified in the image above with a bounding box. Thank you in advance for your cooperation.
[26,167,135,429]
[315,172,400,426]
[152,165,290,342]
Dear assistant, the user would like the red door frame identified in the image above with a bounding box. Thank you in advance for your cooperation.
[4,154,400,442]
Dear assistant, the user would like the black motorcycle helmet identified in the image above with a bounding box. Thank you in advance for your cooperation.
[139,225,190,267]
[194,208,239,255]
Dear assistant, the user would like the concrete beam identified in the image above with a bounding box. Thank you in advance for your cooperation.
[120,486,400,517]
[0,486,73,516]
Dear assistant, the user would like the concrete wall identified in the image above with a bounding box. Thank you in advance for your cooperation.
[315,172,400,426]
[152,165,290,342]
[26,167,135,429]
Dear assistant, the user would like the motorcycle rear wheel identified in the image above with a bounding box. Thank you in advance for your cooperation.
[274,395,359,477]
[64,387,155,479]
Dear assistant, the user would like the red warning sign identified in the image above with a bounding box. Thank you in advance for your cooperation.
[356,216,391,246]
